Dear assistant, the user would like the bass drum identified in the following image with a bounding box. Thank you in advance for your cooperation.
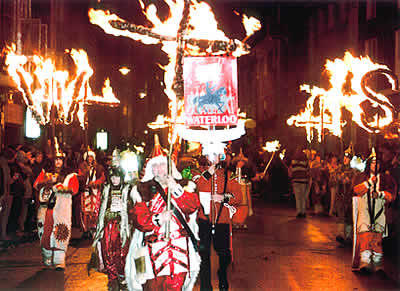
[232,182,252,226]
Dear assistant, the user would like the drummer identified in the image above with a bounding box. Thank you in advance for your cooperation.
[230,148,255,229]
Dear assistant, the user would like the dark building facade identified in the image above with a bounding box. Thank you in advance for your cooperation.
[239,0,400,155]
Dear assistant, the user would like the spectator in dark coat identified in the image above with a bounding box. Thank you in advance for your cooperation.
[0,147,15,240]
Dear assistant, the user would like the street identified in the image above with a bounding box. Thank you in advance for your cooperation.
[0,197,399,291]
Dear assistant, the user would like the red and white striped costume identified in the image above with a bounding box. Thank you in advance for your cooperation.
[78,161,105,232]
[130,182,200,291]
[34,169,79,269]
[352,171,396,272]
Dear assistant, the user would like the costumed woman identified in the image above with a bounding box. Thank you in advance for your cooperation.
[78,148,106,238]
[33,139,79,270]
[91,165,134,291]
[125,135,201,291]
[352,148,396,274]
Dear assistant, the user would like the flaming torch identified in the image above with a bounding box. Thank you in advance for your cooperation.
[287,52,398,144]
[3,44,120,143]
[89,0,261,239]
[262,140,281,177]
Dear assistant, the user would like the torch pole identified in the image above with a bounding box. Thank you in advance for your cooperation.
[321,100,325,159]
[164,0,191,241]
[374,112,380,193]
[263,151,276,177]
[84,82,88,149]
[165,126,174,240]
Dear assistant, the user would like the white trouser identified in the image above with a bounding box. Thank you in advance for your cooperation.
[360,250,383,271]
[292,183,308,214]
[42,248,66,268]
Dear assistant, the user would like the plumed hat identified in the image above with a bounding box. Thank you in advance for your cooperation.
[141,134,181,182]
[54,137,65,158]
[368,147,377,161]
[344,143,354,158]
[83,146,96,161]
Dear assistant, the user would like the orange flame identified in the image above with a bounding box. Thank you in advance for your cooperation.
[262,140,281,152]
[89,0,258,143]
[3,44,119,128]
[242,14,261,40]
[287,51,397,142]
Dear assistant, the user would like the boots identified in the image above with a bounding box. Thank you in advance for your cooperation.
[107,280,119,291]
[218,269,229,291]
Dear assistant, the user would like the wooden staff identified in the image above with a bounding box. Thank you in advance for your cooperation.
[263,151,276,177]
[165,0,191,241]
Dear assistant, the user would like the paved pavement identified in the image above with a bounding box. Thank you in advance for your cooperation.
[0,197,399,291]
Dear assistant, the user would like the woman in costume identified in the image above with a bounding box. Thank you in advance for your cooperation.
[92,166,133,291]
[33,140,79,270]
[78,149,106,237]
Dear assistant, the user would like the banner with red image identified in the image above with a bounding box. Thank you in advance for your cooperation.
[183,56,238,126]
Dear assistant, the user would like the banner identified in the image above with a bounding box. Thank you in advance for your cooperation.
[184,56,238,126]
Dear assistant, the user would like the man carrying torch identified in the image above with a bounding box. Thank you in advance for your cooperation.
[127,137,201,291]
[352,148,396,275]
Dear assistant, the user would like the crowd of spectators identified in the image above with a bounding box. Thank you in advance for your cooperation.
[0,141,112,243]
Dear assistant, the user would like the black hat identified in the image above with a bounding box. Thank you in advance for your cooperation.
[108,166,124,182]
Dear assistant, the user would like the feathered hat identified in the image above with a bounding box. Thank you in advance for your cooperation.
[54,137,65,158]
[111,147,121,167]
[141,134,181,182]
[83,146,96,161]
[368,147,377,161]
[344,143,354,158]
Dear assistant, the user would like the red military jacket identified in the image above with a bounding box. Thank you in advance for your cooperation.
[196,166,242,224]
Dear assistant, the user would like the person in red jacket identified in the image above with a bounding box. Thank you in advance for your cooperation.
[128,148,201,291]
[196,152,242,291]
[78,149,106,238]
[352,148,396,275]
[33,145,79,270]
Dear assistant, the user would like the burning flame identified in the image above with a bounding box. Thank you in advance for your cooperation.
[89,0,259,143]
[287,51,397,142]
[262,140,281,152]
[3,44,119,128]
[87,78,120,106]
[148,115,171,129]
[119,67,131,75]
[242,14,261,42]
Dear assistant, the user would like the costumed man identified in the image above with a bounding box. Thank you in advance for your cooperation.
[78,149,106,238]
[33,140,79,270]
[125,137,201,291]
[196,144,243,291]
[91,166,133,291]
[352,148,396,274]
[335,145,357,246]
